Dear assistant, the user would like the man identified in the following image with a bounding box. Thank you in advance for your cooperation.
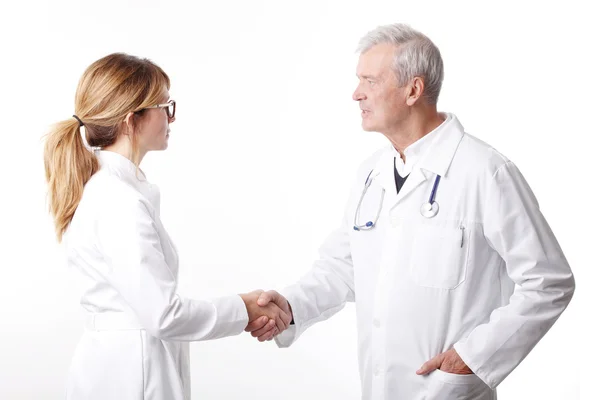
[246,23,575,399]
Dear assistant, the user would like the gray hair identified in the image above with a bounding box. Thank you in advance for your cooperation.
[357,23,444,104]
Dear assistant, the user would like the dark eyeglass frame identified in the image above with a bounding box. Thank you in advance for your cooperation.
[140,99,176,119]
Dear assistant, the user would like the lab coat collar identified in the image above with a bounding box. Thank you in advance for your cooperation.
[417,113,465,178]
[394,115,448,174]
[370,113,465,200]
[95,150,161,211]
[96,150,147,180]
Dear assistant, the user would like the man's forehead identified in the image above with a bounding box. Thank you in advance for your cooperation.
[356,57,392,77]
[356,43,396,74]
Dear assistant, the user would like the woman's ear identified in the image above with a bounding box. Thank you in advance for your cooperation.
[122,112,135,136]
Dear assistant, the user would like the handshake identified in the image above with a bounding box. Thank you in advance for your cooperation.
[239,290,293,342]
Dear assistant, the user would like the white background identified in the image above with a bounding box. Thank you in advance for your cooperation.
[0,0,597,399]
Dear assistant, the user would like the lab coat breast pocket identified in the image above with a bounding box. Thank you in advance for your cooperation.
[409,221,471,289]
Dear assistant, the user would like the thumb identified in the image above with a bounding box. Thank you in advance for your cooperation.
[416,353,443,375]
[257,291,273,306]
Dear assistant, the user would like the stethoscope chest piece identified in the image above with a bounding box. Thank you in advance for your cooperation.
[420,201,439,218]
[354,168,443,230]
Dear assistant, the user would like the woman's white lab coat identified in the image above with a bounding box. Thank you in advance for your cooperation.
[63,150,249,400]
[275,114,575,400]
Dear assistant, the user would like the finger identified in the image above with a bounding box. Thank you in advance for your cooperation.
[274,314,286,332]
[257,291,274,307]
[251,319,276,338]
[269,306,285,331]
[258,326,278,342]
[274,304,290,331]
[416,354,443,375]
[244,316,268,332]
[282,309,293,327]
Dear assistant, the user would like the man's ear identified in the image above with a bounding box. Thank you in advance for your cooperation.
[406,76,425,106]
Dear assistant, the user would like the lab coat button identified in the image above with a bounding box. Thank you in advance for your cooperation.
[373,366,381,376]
[373,319,381,328]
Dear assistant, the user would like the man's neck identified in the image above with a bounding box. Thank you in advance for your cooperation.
[387,109,445,162]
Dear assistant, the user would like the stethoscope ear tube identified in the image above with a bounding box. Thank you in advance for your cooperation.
[364,170,374,186]
[354,170,383,231]
[428,174,441,204]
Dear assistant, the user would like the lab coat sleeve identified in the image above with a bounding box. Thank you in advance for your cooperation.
[453,161,575,389]
[95,194,249,341]
[275,190,357,348]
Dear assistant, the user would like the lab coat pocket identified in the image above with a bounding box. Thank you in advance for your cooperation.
[428,370,493,400]
[409,223,471,289]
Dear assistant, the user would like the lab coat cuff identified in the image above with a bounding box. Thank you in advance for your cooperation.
[453,341,496,389]
[209,294,249,337]
[282,287,306,324]
[274,324,298,348]
[273,287,305,347]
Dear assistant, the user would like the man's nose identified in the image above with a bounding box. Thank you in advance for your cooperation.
[353,87,365,101]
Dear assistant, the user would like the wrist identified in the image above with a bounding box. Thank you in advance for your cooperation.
[238,294,252,316]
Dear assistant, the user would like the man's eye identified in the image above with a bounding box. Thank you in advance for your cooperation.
[368,80,375,86]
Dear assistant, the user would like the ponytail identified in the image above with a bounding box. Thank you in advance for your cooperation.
[44,52,171,242]
[43,118,99,242]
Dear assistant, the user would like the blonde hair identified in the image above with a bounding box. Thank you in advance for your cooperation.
[44,53,170,242]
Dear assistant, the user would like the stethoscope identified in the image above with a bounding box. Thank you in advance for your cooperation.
[353,170,442,231]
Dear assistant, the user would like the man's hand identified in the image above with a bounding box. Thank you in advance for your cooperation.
[416,347,473,375]
[239,290,292,341]
[245,290,293,342]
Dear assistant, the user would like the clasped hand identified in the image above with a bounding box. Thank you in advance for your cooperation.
[240,290,292,342]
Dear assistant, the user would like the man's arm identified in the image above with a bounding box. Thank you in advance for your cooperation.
[451,161,575,388]
[246,151,384,344]
[273,217,356,347]
[247,174,363,345]
[245,220,355,345]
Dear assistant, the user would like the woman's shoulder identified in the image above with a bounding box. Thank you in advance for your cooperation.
[67,171,155,245]
[79,170,150,217]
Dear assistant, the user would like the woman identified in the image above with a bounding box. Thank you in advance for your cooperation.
[43,53,289,400]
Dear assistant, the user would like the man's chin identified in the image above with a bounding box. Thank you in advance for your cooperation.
[361,122,378,132]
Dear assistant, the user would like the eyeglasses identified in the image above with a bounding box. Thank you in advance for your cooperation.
[141,99,176,119]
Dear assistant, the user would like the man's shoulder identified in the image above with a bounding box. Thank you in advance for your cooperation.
[458,132,512,175]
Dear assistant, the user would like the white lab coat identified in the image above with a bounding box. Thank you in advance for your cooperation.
[275,114,575,400]
[63,150,249,400]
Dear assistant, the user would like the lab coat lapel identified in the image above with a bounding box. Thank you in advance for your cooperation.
[392,167,427,204]
[370,147,428,209]
[388,116,466,209]
[370,149,396,195]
